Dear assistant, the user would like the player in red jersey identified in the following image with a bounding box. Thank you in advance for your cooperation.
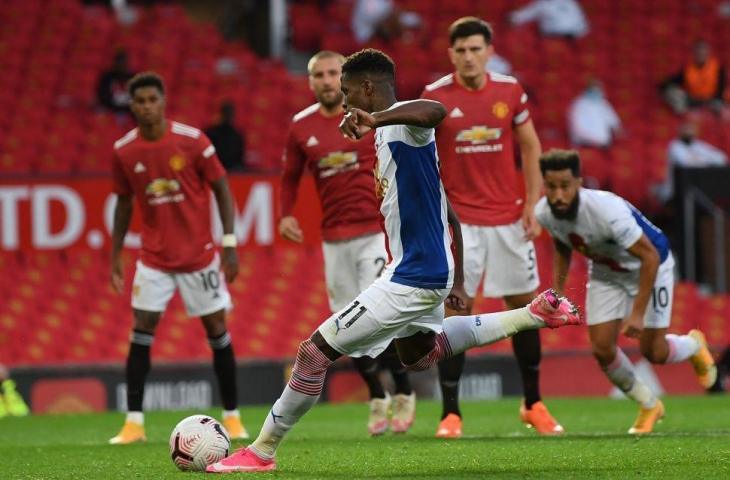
[421,17,561,437]
[279,51,416,435]
[108,72,248,444]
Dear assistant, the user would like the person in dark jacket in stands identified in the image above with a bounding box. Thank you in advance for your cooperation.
[205,102,246,172]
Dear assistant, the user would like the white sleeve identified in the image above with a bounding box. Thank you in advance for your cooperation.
[603,196,643,249]
[401,124,434,147]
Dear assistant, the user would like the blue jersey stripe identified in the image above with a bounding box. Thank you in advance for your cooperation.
[388,140,449,289]
[628,204,670,262]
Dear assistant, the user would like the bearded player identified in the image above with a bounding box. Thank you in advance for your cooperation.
[537,149,716,434]
[279,50,416,436]
[109,72,248,444]
[421,17,557,437]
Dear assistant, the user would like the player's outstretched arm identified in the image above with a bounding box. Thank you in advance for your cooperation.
[111,194,133,294]
[445,199,468,312]
[210,177,239,283]
[372,100,447,129]
[622,234,660,338]
[339,101,447,140]
[552,238,572,296]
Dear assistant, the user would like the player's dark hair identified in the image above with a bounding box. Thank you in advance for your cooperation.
[128,72,165,97]
[540,149,581,177]
[342,48,395,83]
[448,17,493,45]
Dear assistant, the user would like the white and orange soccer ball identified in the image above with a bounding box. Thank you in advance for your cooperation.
[169,415,231,472]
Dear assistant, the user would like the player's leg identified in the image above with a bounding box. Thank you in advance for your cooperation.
[178,254,248,439]
[586,280,662,434]
[326,236,390,434]
[397,289,582,372]
[109,309,161,444]
[378,341,416,433]
[504,291,562,435]
[110,261,174,445]
[485,222,560,434]
[200,308,248,439]
[354,233,416,433]
[208,279,416,472]
[638,267,716,388]
[435,225,483,438]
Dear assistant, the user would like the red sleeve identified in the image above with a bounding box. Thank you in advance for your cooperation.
[195,133,227,183]
[420,87,435,100]
[512,82,530,126]
[279,126,306,218]
[112,151,132,195]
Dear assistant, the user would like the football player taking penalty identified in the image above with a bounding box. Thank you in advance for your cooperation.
[207,49,582,473]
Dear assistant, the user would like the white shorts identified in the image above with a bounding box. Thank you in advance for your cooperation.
[586,259,674,328]
[322,233,387,312]
[317,276,450,358]
[131,254,232,317]
[462,221,540,298]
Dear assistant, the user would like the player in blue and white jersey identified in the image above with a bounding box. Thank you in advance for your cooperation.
[208,50,582,474]
[536,149,717,435]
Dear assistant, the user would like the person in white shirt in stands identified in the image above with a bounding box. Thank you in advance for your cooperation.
[510,0,589,39]
[654,122,728,203]
[568,80,621,149]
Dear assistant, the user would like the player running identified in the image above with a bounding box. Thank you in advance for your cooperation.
[280,50,416,436]
[207,49,582,473]
[421,17,558,437]
[536,149,717,434]
[108,72,248,444]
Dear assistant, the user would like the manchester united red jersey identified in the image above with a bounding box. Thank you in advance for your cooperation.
[280,103,382,242]
[112,121,227,272]
[421,72,531,226]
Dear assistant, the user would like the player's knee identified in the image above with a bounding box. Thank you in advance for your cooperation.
[294,339,332,375]
[591,343,616,366]
[200,310,227,337]
[132,310,160,334]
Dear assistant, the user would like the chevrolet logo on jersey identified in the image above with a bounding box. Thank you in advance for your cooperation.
[145,178,185,205]
[318,151,358,178]
[456,126,502,144]
[146,178,180,197]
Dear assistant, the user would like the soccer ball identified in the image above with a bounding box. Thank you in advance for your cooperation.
[169,415,231,472]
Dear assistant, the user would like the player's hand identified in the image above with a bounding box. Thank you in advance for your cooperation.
[621,312,644,339]
[339,108,376,140]
[521,207,541,240]
[222,247,239,283]
[111,258,124,294]
[279,216,304,243]
[446,284,469,312]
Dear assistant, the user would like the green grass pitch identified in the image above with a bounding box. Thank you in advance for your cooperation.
[2,396,729,479]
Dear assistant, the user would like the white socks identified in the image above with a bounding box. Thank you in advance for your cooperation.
[664,334,700,363]
[250,385,320,460]
[222,409,240,419]
[442,307,543,355]
[602,349,656,408]
[126,411,144,425]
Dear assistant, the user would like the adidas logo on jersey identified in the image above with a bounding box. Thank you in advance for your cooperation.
[134,162,146,173]
[306,136,319,147]
[450,107,464,118]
